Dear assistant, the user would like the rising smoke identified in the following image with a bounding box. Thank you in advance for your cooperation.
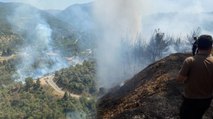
[3,0,213,118]
[93,0,213,89]
[8,4,68,80]
[66,111,86,119]
[5,0,213,91]
[141,0,213,37]
[93,0,145,89]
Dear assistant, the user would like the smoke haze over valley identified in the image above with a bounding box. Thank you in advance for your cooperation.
[0,0,213,118]
[1,0,213,88]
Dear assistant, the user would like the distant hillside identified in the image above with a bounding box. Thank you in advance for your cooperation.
[0,2,82,56]
[45,9,61,16]
[56,3,96,49]
[0,2,17,33]
[55,2,94,38]
[57,3,93,30]
[0,2,74,35]
[97,53,213,119]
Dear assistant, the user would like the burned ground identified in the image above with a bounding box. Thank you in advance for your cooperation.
[97,53,213,119]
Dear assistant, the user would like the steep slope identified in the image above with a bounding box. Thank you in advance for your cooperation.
[97,53,213,119]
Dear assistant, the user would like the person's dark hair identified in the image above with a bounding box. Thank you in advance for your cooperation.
[193,36,197,41]
[197,35,213,50]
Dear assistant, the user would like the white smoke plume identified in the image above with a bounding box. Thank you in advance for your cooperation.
[7,4,68,80]
[141,0,213,37]
[93,0,213,89]
[66,111,86,119]
[93,0,145,89]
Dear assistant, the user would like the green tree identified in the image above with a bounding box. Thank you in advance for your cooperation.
[63,91,69,101]
[24,77,34,91]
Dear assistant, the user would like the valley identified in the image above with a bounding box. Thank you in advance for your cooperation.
[0,1,213,119]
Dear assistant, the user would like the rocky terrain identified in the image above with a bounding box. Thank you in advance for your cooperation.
[97,53,213,119]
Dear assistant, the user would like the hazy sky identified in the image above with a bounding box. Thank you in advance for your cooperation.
[146,0,213,13]
[0,0,93,10]
[0,0,212,12]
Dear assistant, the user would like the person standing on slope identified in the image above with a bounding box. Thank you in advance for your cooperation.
[177,34,213,119]
[192,36,198,56]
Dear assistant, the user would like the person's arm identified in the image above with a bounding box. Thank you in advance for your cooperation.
[176,74,187,83]
[176,58,191,83]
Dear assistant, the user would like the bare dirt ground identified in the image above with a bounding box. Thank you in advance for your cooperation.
[97,53,213,119]
[39,75,81,99]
